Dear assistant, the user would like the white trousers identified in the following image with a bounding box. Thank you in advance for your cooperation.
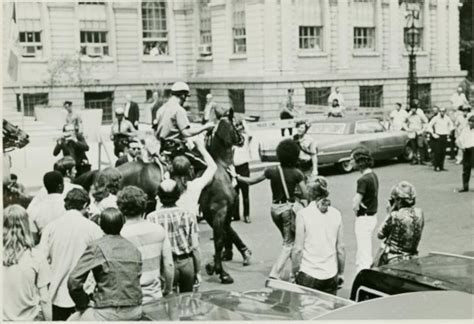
[355,215,377,273]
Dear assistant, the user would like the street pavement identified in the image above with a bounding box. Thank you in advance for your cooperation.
[196,158,473,299]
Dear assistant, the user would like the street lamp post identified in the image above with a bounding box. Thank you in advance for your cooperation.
[401,0,422,110]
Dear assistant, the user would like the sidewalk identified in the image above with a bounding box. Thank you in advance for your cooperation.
[11,122,280,190]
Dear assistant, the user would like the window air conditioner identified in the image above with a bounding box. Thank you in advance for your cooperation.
[86,45,104,57]
[198,44,212,56]
[22,46,36,57]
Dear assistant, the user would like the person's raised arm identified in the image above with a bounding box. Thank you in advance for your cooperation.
[182,124,214,138]
[377,213,393,240]
[193,138,217,187]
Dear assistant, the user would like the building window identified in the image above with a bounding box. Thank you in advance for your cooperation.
[299,27,323,51]
[232,0,246,54]
[353,0,376,51]
[305,87,331,105]
[229,89,245,113]
[197,89,211,112]
[80,31,109,57]
[353,27,376,50]
[84,91,114,124]
[198,0,212,57]
[297,0,323,51]
[142,0,169,56]
[359,85,383,108]
[78,2,109,58]
[16,93,49,117]
[17,2,43,58]
[19,32,43,58]
[417,83,431,112]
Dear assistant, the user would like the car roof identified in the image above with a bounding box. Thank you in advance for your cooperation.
[143,281,354,321]
[373,252,474,293]
[312,117,381,124]
[316,290,473,320]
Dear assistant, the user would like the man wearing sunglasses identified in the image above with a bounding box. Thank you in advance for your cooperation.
[115,139,143,167]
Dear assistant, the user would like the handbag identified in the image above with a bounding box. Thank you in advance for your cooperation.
[278,166,304,231]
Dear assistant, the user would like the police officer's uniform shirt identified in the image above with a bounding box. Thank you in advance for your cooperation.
[458,127,474,149]
[155,96,190,140]
[111,119,134,135]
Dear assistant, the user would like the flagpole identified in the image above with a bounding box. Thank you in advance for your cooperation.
[18,60,27,167]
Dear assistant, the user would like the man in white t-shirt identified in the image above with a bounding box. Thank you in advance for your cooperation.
[450,87,469,110]
[389,103,409,131]
[39,188,103,321]
[292,177,345,295]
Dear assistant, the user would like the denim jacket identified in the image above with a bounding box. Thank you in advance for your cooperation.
[68,235,143,309]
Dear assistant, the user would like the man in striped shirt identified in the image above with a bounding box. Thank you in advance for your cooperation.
[147,179,201,293]
[118,186,174,306]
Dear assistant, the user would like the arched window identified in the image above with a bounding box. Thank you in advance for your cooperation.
[142,0,169,56]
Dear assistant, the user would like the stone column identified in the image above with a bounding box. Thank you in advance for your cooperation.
[436,0,448,71]
[447,0,460,71]
[263,0,279,73]
[387,0,400,70]
[337,0,350,71]
[280,0,295,72]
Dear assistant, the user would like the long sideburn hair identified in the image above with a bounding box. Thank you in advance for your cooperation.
[3,205,34,267]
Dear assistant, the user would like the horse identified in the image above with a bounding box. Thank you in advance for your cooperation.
[74,161,162,213]
[199,113,247,284]
[3,119,30,153]
[3,119,30,204]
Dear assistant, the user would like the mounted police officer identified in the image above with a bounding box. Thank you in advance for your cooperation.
[111,107,137,157]
[154,82,214,171]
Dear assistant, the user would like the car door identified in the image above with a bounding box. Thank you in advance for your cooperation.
[354,120,399,160]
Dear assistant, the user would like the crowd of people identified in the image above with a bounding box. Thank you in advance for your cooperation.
[3,80,472,321]
[388,86,473,191]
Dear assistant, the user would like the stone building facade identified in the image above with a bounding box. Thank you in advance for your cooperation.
[2,0,467,124]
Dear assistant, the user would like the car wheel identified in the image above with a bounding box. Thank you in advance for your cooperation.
[338,160,353,173]
[399,144,413,162]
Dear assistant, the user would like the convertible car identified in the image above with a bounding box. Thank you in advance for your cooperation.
[258,118,412,173]
[351,252,474,302]
[142,277,473,320]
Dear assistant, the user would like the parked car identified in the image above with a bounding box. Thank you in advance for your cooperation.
[351,252,474,302]
[258,118,412,173]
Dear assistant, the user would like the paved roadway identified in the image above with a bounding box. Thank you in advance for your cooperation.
[196,158,473,299]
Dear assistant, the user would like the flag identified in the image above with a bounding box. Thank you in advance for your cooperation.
[7,2,20,81]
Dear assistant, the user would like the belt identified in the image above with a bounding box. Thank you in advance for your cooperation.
[173,253,192,260]
[356,213,376,217]
[273,200,294,204]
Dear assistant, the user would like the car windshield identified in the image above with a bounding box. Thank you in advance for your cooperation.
[384,254,474,293]
[308,123,347,135]
[143,288,353,321]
